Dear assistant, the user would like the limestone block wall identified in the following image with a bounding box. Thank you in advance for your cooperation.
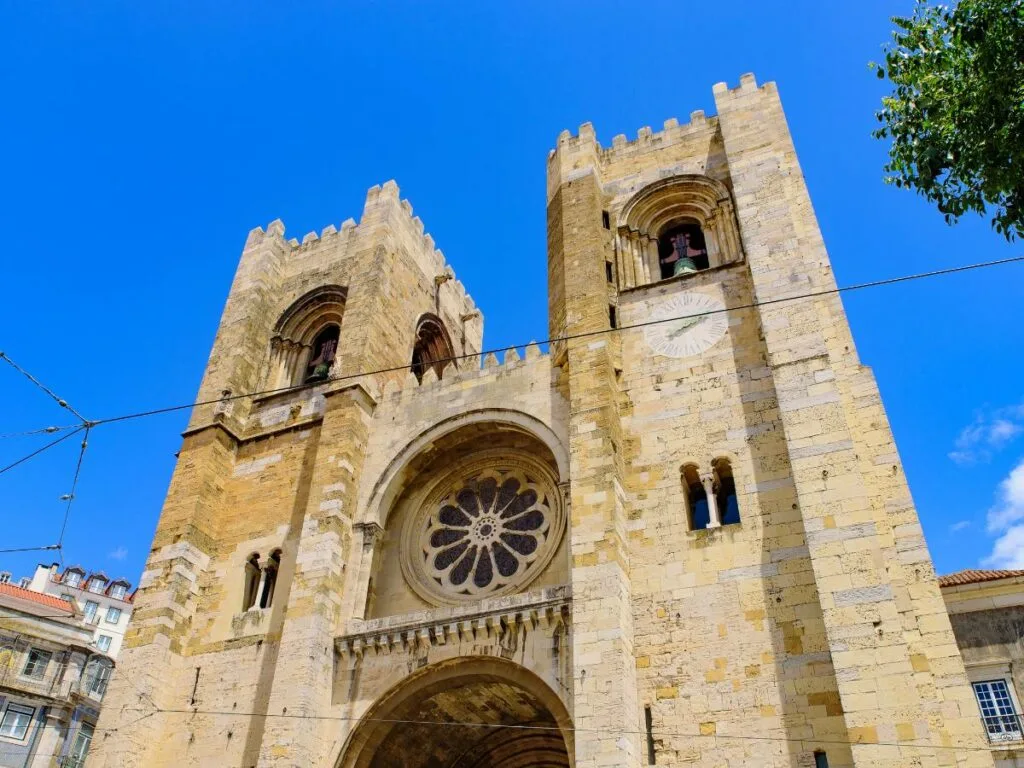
[545,75,995,767]
[345,348,570,621]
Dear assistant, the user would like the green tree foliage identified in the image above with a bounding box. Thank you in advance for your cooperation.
[872,0,1024,239]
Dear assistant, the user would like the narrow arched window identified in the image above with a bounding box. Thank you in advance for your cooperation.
[304,325,340,383]
[242,553,260,611]
[259,549,281,609]
[714,458,740,525]
[410,315,456,383]
[658,221,709,279]
[682,464,710,530]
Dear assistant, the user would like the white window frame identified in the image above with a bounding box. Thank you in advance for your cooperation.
[67,722,94,767]
[0,703,35,740]
[88,663,112,697]
[110,584,127,600]
[966,663,1023,743]
[96,635,112,653]
[105,606,122,624]
[22,649,51,679]
[87,578,105,594]
[83,601,99,623]
[64,571,82,588]
[973,679,1022,742]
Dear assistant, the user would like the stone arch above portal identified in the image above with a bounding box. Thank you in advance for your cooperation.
[334,656,574,768]
[358,409,570,530]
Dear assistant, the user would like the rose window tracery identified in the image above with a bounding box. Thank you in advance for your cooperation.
[401,456,564,604]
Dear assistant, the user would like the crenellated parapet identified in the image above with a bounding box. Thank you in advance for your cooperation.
[378,340,548,399]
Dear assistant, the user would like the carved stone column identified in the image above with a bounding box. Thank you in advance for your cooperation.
[700,470,721,528]
[352,521,385,619]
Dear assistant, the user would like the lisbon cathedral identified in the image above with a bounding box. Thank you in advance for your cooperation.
[91,76,994,768]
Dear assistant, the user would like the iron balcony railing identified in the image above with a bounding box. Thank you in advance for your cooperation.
[982,713,1024,744]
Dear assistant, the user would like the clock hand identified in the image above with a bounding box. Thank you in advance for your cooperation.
[667,315,704,339]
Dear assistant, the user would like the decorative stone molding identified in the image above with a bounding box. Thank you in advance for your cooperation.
[336,585,570,658]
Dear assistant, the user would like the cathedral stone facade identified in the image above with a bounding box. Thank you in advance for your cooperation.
[90,75,994,767]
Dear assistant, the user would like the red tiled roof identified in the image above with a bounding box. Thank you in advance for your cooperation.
[938,569,1024,587]
[0,582,76,613]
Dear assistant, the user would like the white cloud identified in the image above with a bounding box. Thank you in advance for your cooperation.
[981,459,1024,568]
[949,403,1024,465]
[949,520,971,533]
[108,546,128,561]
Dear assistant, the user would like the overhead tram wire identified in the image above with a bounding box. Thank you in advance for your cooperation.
[0,424,80,440]
[0,425,84,477]
[86,254,1024,430]
[0,351,89,423]
[0,356,94,564]
[55,426,91,566]
[123,706,1000,753]
[1,256,1021,559]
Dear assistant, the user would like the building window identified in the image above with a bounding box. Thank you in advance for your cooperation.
[87,578,105,594]
[105,607,122,624]
[813,752,829,768]
[83,601,99,623]
[68,722,94,766]
[64,570,82,588]
[96,635,112,653]
[260,549,281,609]
[110,584,127,600]
[22,649,51,679]
[0,703,35,740]
[0,572,10,584]
[242,553,261,611]
[411,315,456,383]
[605,261,614,283]
[713,458,740,526]
[658,222,709,279]
[609,305,617,329]
[602,210,611,230]
[86,660,112,697]
[973,680,1022,741]
[304,324,340,383]
[682,464,710,530]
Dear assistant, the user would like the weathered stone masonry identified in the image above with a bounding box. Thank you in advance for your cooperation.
[89,76,992,768]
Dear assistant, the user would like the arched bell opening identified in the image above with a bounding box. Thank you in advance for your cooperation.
[267,285,348,388]
[615,174,744,288]
[336,657,574,768]
[410,314,456,383]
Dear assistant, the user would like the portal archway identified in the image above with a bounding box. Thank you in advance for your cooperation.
[336,657,573,768]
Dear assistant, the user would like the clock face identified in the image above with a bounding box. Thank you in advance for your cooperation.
[643,292,728,359]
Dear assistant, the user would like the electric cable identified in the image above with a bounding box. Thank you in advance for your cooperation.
[0,426,84,477]
[86,255,1024,429]
[55,427,90,566]
[0,351,89,423]
[122,705,1003,753]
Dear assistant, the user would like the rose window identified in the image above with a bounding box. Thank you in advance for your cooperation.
[405,461,563,603]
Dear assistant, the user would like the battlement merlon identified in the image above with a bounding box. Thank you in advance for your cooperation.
[545,73,778,201]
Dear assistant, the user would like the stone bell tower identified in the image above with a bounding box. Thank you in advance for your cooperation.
[546,73,992,767]
[92,75,990,768]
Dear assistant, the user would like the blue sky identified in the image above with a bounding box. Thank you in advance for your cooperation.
[1,1,1022,586]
